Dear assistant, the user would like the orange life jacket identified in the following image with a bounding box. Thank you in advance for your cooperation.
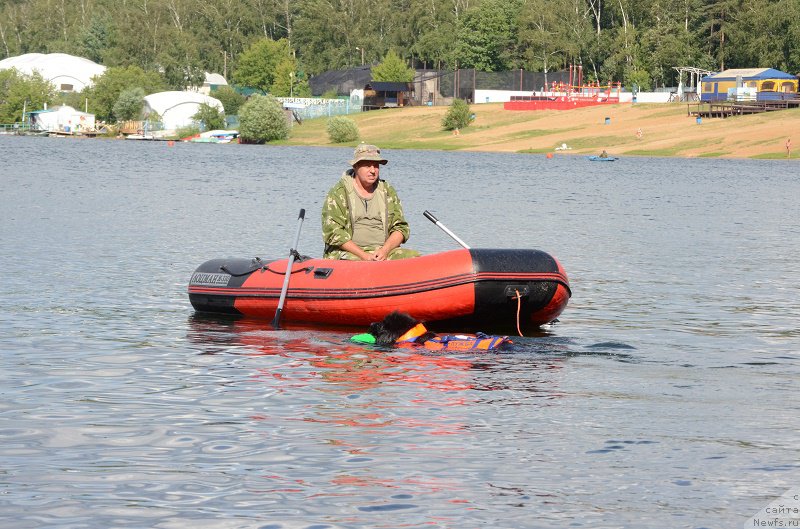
[396,323,511,351]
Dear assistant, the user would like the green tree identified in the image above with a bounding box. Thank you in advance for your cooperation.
[517,0,579,81]
[155,20,207,90]
[412,22,457,70]
[57,90,89,111]
[0,69,56,123]
[786,0,800,71]
[79,15,111,64]
[197,0,273,76]
[3,0,800,92]
[158,50,206,90]
[238,93,289,143]
[85,66,167,121]
[700,0,741,70]
[213,85,247,115]
[371,50,415,82]
[292,0,362,74]
[192,102,225,130]
[99,0,167,70]
[271,57,311,97]
[625,67,652,92]
[408,0,458,69]
[721,0,798,72]
[291,0,411,73]
[292,70,312,97]
[233,38,292,91]
[112,87,145,121]
[456,0,521,71]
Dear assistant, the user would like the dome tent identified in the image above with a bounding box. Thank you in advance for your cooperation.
[188,72,228,95]
[143,91,224,131]
[0,53,106,92]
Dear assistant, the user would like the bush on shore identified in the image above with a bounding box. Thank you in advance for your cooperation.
[112,87,145,121]
[175,124,200,139]
[239,94,289,143]
[326,116,359,143]
[192,102,225,131]
[442,98,471,131]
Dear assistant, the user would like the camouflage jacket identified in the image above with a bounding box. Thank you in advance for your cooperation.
[322,170,411,259]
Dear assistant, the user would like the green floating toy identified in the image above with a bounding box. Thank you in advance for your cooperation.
[351,333,376,344]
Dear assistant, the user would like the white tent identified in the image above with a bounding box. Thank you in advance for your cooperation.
[143,91,224,130]
[205,72,227,86]
[0,53,106,92]
[195,72,228,95]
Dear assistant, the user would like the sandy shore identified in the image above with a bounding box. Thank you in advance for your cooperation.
[284,102,800,159]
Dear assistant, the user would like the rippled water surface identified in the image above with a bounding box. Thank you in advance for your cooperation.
[1,136,798,529]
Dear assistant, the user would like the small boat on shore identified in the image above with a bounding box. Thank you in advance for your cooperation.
[188,248,571,332]
[190,129,240,143]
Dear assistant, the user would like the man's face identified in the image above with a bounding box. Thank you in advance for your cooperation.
[354,161,381,188]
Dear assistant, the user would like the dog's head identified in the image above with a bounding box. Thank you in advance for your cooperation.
[368,311,422,345]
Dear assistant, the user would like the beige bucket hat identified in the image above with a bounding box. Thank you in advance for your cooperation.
[349,143,388,166]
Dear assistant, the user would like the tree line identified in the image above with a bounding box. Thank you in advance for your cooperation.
[1,0,798,95]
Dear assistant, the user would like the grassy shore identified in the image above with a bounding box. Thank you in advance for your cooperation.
[281,102,800,159]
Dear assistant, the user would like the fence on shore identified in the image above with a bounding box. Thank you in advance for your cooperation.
[687,99,800,118]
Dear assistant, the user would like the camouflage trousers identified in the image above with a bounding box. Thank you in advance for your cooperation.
[326,247,421,261]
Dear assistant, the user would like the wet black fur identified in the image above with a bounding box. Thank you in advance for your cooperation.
[368,311,437,345]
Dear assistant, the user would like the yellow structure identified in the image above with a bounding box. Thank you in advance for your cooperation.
[700,68,798,102]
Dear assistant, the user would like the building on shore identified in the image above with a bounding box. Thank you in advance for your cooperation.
[0,53,106,92]
[28,105,96,133]
[143,91,224,131]
[700,68,799,102]
[193,72,228,95]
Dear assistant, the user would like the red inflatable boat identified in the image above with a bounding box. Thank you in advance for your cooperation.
[188,248,570,331]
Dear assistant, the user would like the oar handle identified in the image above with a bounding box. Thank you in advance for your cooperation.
[423,210,439,224]
[423,209,470,249]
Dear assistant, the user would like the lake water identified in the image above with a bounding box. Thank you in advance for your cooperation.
[1,136,798,529]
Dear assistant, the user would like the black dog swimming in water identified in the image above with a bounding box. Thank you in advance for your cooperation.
[355,310,512,351]
[367,310,437,345]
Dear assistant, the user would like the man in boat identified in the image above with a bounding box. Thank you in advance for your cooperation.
[322,143,420,260]
[599,149,609,158]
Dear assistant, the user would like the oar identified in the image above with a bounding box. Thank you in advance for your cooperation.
[272,208,306,329]
[423,210,470,249]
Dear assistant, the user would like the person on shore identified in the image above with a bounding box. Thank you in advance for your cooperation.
[322,143,420,261]
[786,138,792,158]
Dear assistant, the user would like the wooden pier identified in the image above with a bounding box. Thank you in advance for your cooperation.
[688,99,800,118]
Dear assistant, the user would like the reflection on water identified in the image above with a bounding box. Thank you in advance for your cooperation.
[1,137,799,528]
[178,314,576,527]
[188,315,568,396]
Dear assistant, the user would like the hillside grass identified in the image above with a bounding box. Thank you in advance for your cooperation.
[278,103,800,160]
